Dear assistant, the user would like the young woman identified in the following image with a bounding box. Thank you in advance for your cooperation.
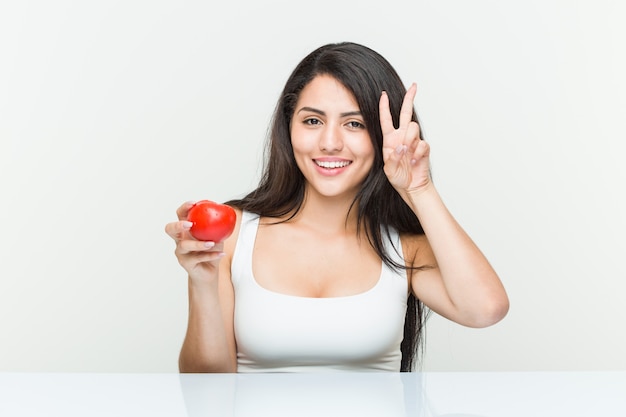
[164,42,509,373]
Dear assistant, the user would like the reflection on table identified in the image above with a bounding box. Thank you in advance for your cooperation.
[0,371,625,416]
[180,372,415,417]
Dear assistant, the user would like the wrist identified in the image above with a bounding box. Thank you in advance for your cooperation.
[402,181,442,215]
[404,179,434,199]
[188,274,219,292]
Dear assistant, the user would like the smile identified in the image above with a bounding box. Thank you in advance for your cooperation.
[314,160,352,169]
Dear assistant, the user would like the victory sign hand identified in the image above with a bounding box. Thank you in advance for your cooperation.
[380,83,431,196]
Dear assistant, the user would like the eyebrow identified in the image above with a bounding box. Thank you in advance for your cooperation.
[296,106,362,118]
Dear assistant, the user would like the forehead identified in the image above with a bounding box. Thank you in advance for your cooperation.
[296,74,359,110]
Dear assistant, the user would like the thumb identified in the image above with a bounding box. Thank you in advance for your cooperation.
[384,145,407,178]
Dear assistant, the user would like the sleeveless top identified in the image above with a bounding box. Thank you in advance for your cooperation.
[231,211,409,372]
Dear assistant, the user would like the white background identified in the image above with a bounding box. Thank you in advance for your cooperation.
[1,0,624,372]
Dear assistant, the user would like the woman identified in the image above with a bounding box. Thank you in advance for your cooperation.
[165,42,509,373]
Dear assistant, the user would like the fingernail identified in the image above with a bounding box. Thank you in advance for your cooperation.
[204,241,215,248]
[182,221,193,229]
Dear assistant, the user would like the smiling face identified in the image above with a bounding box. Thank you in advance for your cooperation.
[290,74,375,201]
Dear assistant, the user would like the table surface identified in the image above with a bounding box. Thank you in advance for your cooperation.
[1,371,625,416]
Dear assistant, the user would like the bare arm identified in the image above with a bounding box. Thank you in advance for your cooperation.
[382,84,509,328]
[403,186,509,328]
[165,202,239,372]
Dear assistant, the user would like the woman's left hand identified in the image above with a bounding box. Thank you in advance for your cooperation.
[380,83,431,195]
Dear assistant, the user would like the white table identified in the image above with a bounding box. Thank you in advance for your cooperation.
[1,371,624,416]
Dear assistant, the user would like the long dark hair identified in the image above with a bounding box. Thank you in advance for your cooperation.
[226,42,429,371]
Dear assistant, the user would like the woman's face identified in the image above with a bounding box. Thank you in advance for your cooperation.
[290,74,375,201]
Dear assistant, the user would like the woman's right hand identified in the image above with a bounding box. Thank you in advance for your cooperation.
[164,201,226,283]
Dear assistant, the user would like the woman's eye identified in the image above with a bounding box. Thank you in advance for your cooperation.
[347,121,365,129]
[304,118,322,126]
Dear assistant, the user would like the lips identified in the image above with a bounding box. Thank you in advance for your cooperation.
[313,159,352,169]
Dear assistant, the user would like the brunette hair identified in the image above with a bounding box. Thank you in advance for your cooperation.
[227,42,429,371]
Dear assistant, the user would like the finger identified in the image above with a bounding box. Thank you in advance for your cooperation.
[417,140,430,158]
[176,239,217,255]
[379,91,395,134]
[176,240,225,265]
[176,201,197,221]
[398,83,417,128]
[405,121,421,152]
[164,220,193,241]
[410,140,431,165]
[177,249,226,267]
[188,251,226,264]
[384,144,407,176]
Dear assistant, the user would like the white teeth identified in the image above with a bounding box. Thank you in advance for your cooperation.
[315,160,351,169]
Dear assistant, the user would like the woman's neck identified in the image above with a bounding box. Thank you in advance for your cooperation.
[289,190,361,236]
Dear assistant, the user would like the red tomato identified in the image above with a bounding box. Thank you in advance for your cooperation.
[187,200,236,242]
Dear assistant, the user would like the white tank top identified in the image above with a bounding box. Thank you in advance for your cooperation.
[232,211,409,372]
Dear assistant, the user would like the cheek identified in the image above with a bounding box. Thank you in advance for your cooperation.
[356,138,376,161]
[289,136,308,168]
[290,128,314,153]
[362,145,377,172]
[290,137,304,157]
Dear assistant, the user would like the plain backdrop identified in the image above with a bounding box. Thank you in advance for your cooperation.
[1,0,625,372]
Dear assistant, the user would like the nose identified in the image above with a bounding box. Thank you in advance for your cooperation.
[319,124,343,152]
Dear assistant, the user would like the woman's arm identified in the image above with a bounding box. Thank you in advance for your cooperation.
[382,85,508,328]
[403,186,509,328]
[178,261,237,372]
[165,202,239,372]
